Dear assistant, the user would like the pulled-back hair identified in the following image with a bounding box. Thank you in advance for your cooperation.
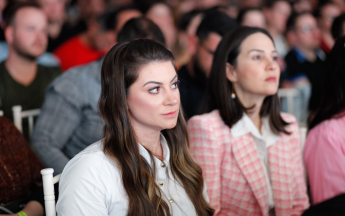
[206,26,290,134]
[99,39,214,216]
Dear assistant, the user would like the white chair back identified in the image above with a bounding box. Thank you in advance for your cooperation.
[41,168,61,216]
[278,88,300,114]
[12,105,40,137]
[0,110,3,116]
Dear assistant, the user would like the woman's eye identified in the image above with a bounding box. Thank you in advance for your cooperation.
[171,80,180,89]
[149,87,160,94]
[253,55,261,60]
[272,56,278,61]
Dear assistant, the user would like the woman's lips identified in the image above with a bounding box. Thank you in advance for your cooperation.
[162,110,177,117]
[265,77,277,82]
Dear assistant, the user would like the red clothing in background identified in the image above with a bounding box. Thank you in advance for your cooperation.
[54,35,104,71]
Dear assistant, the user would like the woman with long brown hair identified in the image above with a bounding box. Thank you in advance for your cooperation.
[56,39,214,216]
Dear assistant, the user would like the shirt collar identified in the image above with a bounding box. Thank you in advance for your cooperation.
[230,113,280,147]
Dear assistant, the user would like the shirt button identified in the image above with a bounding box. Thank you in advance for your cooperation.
[159,182,163,187]
[169,199,174,203]
[161,163,166,168]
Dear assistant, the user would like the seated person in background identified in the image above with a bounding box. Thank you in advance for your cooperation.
[38,0,83,52]
[178,9,237,119]
[145,2,177,51]
[56,38,214,216]
[187,26,309,215]
[31,16,166,175]
[283,11,326,122]
[175,9,204,67]
[263,0,291,58]
[304,36,345,205]
[53,7,141,71]
[237,7,266,29]
[0,41,60,67]
[317,2,341,54]
[0,2,61,139]
[0,117,44,216]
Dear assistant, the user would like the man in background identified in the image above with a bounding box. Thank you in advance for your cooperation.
[178,9,237,119]
[0,2,60,139]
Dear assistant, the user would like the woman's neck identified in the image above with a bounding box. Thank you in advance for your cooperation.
[132,125,163,160]
[235,89,264,133]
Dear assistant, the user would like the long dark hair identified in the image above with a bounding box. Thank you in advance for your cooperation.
[308,36,345,129]
[206,26,290,134]
[99,39,214,216]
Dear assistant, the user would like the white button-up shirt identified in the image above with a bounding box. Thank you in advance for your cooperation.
[57,136,209,216]
[231,114,280,210]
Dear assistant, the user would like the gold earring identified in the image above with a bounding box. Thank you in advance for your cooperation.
[231,92,236,99]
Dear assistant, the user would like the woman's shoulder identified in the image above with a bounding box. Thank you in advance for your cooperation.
[60,140,121,185]
[188,110,224,127]
[279,112,299,134]
[308,115,345,139]
[280,112,298,124]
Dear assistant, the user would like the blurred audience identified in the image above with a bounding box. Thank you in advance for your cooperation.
[238,0,263,8]
[237,7,266,29]
[263,0,291,58]
[176,9,203,68]
[53,7,141,71]
[305,36,345,205]
[178,9,237,119]
[293,0,313,13]
[0,116,44,216]
[38,0,82,52]
[330,0,345,12]
[0,2,61,140]
[283,12,325,117]
[113,6,142,42]
[31,17,166,174]
[146,2,176,50]
[317,2,341,53]
[0,0,6,40]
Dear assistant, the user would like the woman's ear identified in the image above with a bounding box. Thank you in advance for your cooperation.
[225,62,237,82]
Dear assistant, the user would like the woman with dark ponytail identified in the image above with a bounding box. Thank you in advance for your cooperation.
[56,39,214,216]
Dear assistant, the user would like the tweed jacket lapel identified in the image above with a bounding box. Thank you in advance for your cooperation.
[268,136,293,215]
[232,133,269,216]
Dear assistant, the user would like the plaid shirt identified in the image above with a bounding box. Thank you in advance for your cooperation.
[188,110,309,216]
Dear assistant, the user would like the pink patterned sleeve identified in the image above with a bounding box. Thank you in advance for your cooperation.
[187,116,223,214]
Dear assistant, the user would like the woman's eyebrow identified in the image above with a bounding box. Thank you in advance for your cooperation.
[143,81,163,87]
[170,74,178,83]
[248,49,264,54]
[143,74,178,87]
[247,49,278,54]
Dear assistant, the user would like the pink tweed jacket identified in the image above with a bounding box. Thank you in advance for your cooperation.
[188,110,309,216]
